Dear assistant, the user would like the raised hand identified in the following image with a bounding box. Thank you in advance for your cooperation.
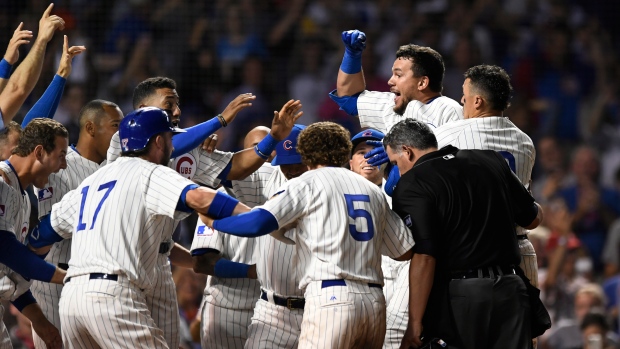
[4,22,33,65]
[201,134,218,153]
[220,93,256,125]
[57,35,86,78]
[364,140,389,167]
[37,3,65,44]
[270,99,303,141]
[341,30,366,57]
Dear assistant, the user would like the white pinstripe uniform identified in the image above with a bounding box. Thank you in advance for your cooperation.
[434,116,538,287]
[355,91,463,349]
[31,146,101,348]
[259,167,415,349]
[106,131,232,348]
[356,91,463,133]
[235,167,306,349]
[50,157,197,349]
[0,161,32,349]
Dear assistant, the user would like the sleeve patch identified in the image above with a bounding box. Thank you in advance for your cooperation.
[403,214,412,227]
[38,187,54,201]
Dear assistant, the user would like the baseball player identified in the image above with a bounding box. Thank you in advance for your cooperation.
[31,99,123,348]
[29,107,251,349]
[190,127,273,349]
[348,129,410,349]
[103,76,302,348]
[433,65,538,287]
[0,118,70,349]
[206,122,415,349]
[329,29,462,134]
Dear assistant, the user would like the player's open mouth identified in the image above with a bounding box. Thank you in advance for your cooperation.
[392,91,401,104]
[362,165,376,171]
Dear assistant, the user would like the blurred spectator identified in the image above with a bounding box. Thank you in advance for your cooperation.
[288,37,328,125]
[580,312,620,349]
[54,83,86,145]
[532,136,570,204]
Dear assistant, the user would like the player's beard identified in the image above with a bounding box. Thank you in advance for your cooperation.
[160,142,172,166]
[393,95,410,116]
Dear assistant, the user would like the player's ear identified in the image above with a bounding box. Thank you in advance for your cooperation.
[475,95,484,109]
[418,76,429,91]
[33,144,44,161]
[85,121,96,137]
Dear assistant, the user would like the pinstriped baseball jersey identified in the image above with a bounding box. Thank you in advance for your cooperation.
[434,116,536,236]
[107,131,233,188]
[226,163,277,207]
[260,167,414,290]
[50,157,195,290]
[0,161,32,302]
[191,218,260,310]
[357,91,463,133]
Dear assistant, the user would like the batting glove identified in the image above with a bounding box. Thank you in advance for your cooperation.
[364,140,389,167]
[341,30,367,57]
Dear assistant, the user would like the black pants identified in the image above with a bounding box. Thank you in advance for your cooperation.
[447,274,531,349]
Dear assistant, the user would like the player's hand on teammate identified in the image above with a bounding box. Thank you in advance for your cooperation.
[400,321,424,349]
[201,134,218,153]
[57,35,86,78]
[198,213,215,228]
[32,317,62,349]
[3,22,33,65]
[270,99,303,141]
[37,3,65,44]
[247,264,257,279]
[220,93,256,125]
[341,30,366,57]
[364,140,389,167]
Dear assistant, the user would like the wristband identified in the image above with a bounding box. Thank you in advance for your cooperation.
[0,58,12,79]
[207,191,240,219]
[217,114,227,127]
[340,50,362,74]
[254,133,278,160]
[11,290,37,312]
[214,259,250,278]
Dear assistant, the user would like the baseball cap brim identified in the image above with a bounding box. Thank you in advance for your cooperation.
[171,127,186,135]
[271,154,302,166]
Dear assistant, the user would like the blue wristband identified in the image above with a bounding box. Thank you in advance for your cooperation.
[254,133,278,160]
[340,50,362,74]
[214,259,251,278]
[0,59,12,79]
[207,191,239,219]
[11,290,37,312]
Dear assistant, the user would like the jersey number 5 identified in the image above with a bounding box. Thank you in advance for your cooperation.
[77,180,117,232]
[344,194,375,241]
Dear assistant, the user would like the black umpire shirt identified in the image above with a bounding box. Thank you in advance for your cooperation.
[392,145,538,271]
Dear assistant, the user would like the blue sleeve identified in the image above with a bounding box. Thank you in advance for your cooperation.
[28,214,63,248]
[207,191,239,219]
[10,290,36,312]
[384,164,401,197]
[214,259,251,278]
[175,184,200,213]
[213,208,279,238]
[191,247,220,256]
[0,230,56,282]
[328,89,360,116]
[22,75,66,127]
[171,117,222,158]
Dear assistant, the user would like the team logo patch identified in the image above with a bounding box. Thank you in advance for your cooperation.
[38,187,54,201]
[403,214,412,227]
[362,130,374,137]
[283,140,293,150]
[20,222,28,242]
[173,154,196,179]
[442,154,455,160]
[196,225,215,237]
[0,205,5,216]
[121,138,129,151]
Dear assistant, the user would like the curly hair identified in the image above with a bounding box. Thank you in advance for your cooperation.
[464,65,513,111]
[12,118,68,156]
[297,122,351,168]
[396,44,445,93]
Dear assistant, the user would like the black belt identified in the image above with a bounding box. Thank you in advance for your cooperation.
[58,263,69,270]
[159,241,173,254]
[66,273,118,283]
[321,279,382,289]
[517,235,529,240]
[451,265,515,279]
[260,289,305,310]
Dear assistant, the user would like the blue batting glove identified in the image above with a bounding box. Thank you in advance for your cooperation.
[384,164,401,197]
[341,30,366,57]
[364,140,389,167]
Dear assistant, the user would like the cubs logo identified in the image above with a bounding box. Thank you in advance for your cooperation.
[173,154,196,179]
[121,138,129,151]
[283,140,293,150]
[38,187,54,201]
[362,130,374,137]
[196,225,215,236]
[20,222,28,242]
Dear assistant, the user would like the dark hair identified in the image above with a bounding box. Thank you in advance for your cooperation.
[395,44,445,93]
[383,119,437,152]
[13,118,68,156]
[580,312,610,332]
[79,99,120,127]
[297,122,351,168]
[0,121,22,145]
[464,65,513,111]
[132,77,177,109]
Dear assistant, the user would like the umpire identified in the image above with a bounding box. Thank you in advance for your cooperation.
[384,119,543,349]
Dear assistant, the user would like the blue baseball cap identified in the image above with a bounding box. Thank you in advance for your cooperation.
[271,124,306,166]
[351,129,384,153]
[119,107,185,153]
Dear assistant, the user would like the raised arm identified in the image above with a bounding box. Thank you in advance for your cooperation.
[335,30,367,97]
[0,22,33,94]
[0,3,65,125]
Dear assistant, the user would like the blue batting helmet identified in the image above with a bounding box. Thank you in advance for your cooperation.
[351,129,384,153]
[271,124,306,166]
[119,107,185,153]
